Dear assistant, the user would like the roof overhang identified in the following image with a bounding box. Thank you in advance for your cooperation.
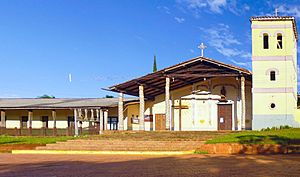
[106,56,252,99]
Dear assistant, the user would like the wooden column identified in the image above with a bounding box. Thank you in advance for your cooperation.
[118,93,124,130]
[52,110,57,128]
[1,110,6,128]
[99,109,103,134]
[241,76,246,130]
[165,77,170,130]
[104,110,108,131]
[52,110,57,136]
[179,99,182,131]
[74,109,79,136]
[28,110,33,135]
[139,85,145,131]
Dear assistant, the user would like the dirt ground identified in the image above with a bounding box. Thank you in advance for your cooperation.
[0,154,299,177]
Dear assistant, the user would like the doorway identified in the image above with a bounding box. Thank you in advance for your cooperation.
[217,104,232,130]
[155,114,166,130]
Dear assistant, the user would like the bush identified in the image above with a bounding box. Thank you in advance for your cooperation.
[261,125,291,131]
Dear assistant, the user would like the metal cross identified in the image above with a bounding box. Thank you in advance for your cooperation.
[198,42,207,57]
[275,8,279,16]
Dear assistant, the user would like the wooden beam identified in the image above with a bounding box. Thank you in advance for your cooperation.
[167,73,240,78]
[1,110,5,128]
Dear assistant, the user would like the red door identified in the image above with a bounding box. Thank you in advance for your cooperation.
[218,104,232,130]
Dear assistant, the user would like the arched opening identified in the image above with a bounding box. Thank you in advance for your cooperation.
[277,33,283,49]
[270,71,276,81]
[263,33,269,49]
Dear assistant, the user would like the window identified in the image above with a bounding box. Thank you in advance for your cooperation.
[270,103,276,109]
[263,33,269,49]
[41,116,48,128]
[277,33,283,49]
[270,71,276,81]
[67,116,74,127]
[21,116,28,128]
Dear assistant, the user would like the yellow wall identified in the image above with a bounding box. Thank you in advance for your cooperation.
[252,19,299,129]
[4,108,117,129]
[126,77,252,131]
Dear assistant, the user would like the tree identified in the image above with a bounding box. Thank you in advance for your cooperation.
[105,95,114,98]
[153,55,157,72]
[37,94,55,99]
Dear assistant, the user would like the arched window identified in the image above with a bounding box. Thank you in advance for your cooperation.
[263,33,269,49]
[277,33,283,49]
[270,71,276,81]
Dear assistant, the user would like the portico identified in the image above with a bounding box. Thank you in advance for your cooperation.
[0,98,136,136]
[110,56,252,131]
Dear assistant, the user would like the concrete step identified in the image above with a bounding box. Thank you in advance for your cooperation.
[36,139,204,151]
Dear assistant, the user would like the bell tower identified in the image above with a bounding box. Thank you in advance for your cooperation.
[251,16,298,130]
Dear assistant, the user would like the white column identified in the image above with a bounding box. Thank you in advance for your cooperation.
[96,109,99,121]
[104,110,108,130]
[1,110,5,128]
[99,109,103,134]
[165,77,170,130]
[118,93,124,130]
[52,110,56,129]
[74,109,79,136]
[139,85,145,131]
[241,76,246,130]
[28,110,33,129]
[84,109,88,120]
[91,109,94,121]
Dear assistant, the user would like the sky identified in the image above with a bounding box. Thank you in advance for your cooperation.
[0,0,299,98]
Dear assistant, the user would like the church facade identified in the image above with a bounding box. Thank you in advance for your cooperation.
[109,58,252,131]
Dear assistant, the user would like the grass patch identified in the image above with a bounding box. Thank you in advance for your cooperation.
[0,136,75,145]
[206,128,300,145]
[194,150,209,154]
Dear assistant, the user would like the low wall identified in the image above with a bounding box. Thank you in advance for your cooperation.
[196,143,300,154]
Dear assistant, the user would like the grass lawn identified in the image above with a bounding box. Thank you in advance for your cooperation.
[206,128,300,145]
[0,136,75,145]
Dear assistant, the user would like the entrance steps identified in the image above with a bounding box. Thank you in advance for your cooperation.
[35,140,205,151]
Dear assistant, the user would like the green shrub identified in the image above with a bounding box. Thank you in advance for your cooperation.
[194,150,209,154]
[261,125,291,131]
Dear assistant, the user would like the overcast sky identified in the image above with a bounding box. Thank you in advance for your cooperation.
[0,0,299,98]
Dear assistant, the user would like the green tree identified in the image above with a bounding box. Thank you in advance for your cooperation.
[153,55,157,72]
[105,95,114,98]
[37,94,55,99]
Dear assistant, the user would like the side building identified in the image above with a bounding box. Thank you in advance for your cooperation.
[0,98,136,135]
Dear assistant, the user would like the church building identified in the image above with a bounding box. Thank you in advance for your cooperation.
[108,15,299,131]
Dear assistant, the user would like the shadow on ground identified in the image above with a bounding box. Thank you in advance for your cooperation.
[0,154,299,177]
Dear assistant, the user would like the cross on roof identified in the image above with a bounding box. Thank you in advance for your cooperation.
[198,43,207,57]
[275,8,279,16]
